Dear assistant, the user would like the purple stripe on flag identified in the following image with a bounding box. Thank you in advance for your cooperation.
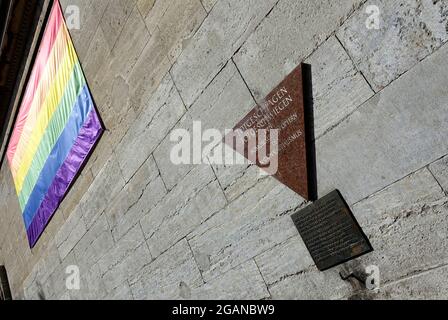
[26,108,103,247]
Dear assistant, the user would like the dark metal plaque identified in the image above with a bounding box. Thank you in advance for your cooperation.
[291,190,373,271]
[0,266,12,300]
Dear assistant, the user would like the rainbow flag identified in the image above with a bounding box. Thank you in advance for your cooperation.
[6,1,103,248]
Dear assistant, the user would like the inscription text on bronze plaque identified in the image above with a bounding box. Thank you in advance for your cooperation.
[291,190,373,271]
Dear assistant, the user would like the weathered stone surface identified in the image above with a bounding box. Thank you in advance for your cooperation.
[115,74,186,182]
[34,242,61,285]
[103,243,151,294]
[374,265,448,300]
[255,236,352,299]
[317,43,448,204]
[188,175,272,244]
[105,156,158,231]
[99,5,151,80]
[171,0,278,107]
[87,131,118,178]
[255,236,313,287]
[141,166,226,258]
[350,168,448,285]
[270,266,352,300]
[126,0,205,112]
[126,39,171,115]
[144,0,206,63]
[98,224,152,292]
[148,180,226,258]
[55,207,87,260]
[62,0,109,60]
[57,291,71,300]
[22,242,62,299]
[189,178,304,282]
[111,176,167,242]
[304,37,374,138]
[429,155,448,193]
[87,76,138,177]
[201,0,218,12]
[97,224,146,275]
[153,113,195,191]
[81,27,111,84]
[45,252,77,299]
[188,61,255,132]
[154,61,254,190]
[209,150,262,202]
[337,0,448,92]
[98,76,132,135]
[74,214,115,270]
[75,263,108,300]
[233,0,363,101]
[137,0,155,18]
[190,260,270,300]
[58,171,94,219]
[99,0,137,50]
[104,281,133,300]
[129,239,203,299]
[81,157,126,228]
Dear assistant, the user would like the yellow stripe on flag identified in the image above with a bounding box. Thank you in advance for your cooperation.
[12,28,78,194]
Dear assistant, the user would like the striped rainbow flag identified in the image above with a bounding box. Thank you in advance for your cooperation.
[6,1,103,248]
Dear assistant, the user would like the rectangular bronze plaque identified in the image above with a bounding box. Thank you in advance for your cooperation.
[291,190,373,271]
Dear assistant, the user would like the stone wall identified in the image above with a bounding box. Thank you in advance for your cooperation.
[1,0,448,299]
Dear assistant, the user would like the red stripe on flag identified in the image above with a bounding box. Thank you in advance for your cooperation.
[6,1,63,165]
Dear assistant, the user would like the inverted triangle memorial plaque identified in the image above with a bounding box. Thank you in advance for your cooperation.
[226,63,316,200]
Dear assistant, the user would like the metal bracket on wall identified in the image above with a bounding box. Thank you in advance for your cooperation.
[0,265,12,300]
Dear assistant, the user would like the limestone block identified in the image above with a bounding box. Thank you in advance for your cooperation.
[105,156,159,230]
[317,43,448,204]
[144,0,207,63]
[104,281,133,300]
[99,0,137,50]
[375,265,448,300]
[201,0,218,12]
[191,260,270,300]
[81,157,126,228]
[258,236,353,299]
[99,5,151,80]
[129,239,203,299]
[137,0,155,18]
[429,155,448,193]
[74,215,115,269]
[234,0,363,100]
[98,224,151,292]
[146,180,226,258]
[126,38,172,114]
[63,0,109,60]
[55,207,87,260]
[189,180,304,282]
[255,236,313,287]
[115,74,186,182]
[171,0,278,107]
[351,168,447,285]
[304,36,374,138]
[140,166,226,258]
[154,61,254,190]
[337,0,448,91]
[153,113,195,191]
[111,176,167,242]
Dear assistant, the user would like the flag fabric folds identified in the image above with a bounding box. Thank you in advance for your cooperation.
[6,1,103,248]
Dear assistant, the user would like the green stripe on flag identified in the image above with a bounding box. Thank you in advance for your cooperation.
[18,62,86,211]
